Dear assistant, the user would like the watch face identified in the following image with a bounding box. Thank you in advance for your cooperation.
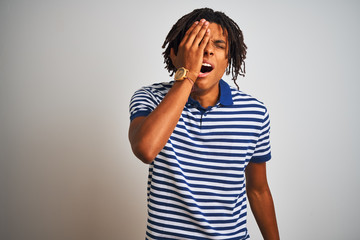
[175,68,186,80]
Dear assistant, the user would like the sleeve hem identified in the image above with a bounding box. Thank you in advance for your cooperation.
[130,111,151,121]
[250,153,271,163]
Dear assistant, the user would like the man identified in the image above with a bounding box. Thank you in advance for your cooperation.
[129,8,279,240]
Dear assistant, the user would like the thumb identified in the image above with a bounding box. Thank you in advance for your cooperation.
[170,48,177,68]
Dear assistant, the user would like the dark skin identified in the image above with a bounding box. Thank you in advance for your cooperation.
[129,19,279,239]
[246,161,280,239]
[129,20,210,163]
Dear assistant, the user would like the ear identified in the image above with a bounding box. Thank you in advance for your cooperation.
[170,48,177,66]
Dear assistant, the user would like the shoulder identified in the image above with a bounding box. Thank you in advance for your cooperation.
[229,87,268,113]
[138,81,173,96]
[131,81,173,102]
[129,81,173,120]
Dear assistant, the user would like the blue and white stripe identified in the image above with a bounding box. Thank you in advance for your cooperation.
[129,80,271,240]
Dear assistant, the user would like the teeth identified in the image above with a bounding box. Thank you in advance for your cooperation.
[202,63,212,67]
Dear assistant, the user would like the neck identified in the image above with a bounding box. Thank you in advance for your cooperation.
[190,84,220,109]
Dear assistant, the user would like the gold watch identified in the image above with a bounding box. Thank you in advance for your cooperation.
[174,67,189,81]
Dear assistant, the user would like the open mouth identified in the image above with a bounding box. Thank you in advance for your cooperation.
[200,63,213,73]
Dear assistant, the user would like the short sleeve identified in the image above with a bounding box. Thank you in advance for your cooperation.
[250,107,271,163]
[129,87,158,121]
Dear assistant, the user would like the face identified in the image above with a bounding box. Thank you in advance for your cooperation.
[193,23,229,95]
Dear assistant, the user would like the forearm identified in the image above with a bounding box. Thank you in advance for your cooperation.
[247,187,279,240]
[129,79,193,163]
[129,20,210,164]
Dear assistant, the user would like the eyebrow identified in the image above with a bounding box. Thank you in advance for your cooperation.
[213,40,227,45]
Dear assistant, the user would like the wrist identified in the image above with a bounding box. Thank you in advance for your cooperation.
[187,71,198,83]
[174,77,194,90]
[184,76,194,86]
[174,67,197,85]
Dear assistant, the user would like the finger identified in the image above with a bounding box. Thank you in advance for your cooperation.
[180,21,199,45]
[192,21,210,47]
[198,28,211,49]
[183,19,206,45]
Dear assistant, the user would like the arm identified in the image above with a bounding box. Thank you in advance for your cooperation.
[128,20,210,164]
[245,161,280,240]
[128,80,193,163]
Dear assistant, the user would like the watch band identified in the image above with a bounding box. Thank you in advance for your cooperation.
[174,67,195,85]
[185,75,194,84]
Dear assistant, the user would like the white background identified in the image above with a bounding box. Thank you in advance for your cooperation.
[1,0,359,239]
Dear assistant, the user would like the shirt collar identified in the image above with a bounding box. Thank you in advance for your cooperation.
[218,79,233,106]
[187,79,233,107]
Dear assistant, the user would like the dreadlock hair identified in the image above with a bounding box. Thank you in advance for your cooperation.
[162,8,247,89]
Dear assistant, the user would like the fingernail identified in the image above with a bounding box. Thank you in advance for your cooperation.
[204,21,209,26]
[195,21,199,25]
[200,19,206,23]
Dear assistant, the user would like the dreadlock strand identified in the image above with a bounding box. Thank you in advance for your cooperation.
[162,8,247,90]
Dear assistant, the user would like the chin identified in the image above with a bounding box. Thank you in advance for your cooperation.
[194,79,218,92]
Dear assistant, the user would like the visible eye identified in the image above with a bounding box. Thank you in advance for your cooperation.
[212,40,227,50]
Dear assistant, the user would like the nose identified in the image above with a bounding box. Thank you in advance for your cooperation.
[203,42,214,56]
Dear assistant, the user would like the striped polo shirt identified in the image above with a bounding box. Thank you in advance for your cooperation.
[129,79,271,240]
